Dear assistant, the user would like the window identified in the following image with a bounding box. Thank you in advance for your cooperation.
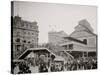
[30,25,33,28]
[37,38,38,41]
[30,44,34,48]
[24,31,26,34]
[26,24,28,27]
[32,33,34,35]
[23,40,26,43]
[28,41,31,44]
[21,23,24,27]
[83,39,87,44]
[16,32,20,36]
[63,45,68,50]
[16,45,21,51]
[69,44,73,49]
[16,38,20,43]
[28,32,30,35]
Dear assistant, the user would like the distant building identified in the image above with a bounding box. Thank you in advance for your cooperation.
[60,19,97,58]
[48,31,68,45]
[13,16,39,59]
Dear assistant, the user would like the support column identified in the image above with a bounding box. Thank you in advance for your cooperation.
[82,51,84,58]
[87,52,88,57]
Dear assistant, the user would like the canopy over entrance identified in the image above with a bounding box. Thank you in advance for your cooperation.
[18,48,56,59]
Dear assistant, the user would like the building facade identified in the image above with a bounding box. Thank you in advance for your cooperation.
[60,19,97,58]
[48,31,68,45]
[13,16,39,59]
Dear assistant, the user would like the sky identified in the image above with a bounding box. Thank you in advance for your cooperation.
[13,1,97,43]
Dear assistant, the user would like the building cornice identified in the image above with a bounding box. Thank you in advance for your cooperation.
[13,27,39,32]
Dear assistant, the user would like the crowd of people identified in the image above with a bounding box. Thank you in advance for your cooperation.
[38,57,97,72]
[18,62,31,74]
[64,57,97,71]
[12,56,97,74]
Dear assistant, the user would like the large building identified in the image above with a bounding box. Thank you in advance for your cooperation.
[60,19,97,58]
[12,16,39,59]
[48,31,68,45]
